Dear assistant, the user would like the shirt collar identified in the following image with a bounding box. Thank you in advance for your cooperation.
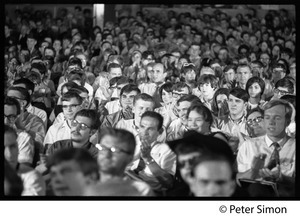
[265,135,287,148]
[229,114,246,125]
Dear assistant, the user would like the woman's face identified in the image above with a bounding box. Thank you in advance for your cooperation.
[187,109,211,134]
[248,82,262,98]
[132,52,141,64]
[161,89,173,105]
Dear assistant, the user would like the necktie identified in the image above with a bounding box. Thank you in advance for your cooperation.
[133,157,146,174]
[153,85,162,108]
[266,142,280,170]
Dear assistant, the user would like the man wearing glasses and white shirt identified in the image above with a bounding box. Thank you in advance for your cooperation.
[43,91,83,150]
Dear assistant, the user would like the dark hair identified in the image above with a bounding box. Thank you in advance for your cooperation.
[67,56,83,69]
[229,88,249,102]
[172,82,191,94]
[141,111,163,131]
[4,96,21,115]
[245,76,265,96]
[74,109,100,130]
[31,62,47,75]
[251,60,263,68]
[197,74,219,89]
[107,62,122,73]
[61,91,83,104]
[280,94,296,109]
[47,148,99,180]
[274,77,294,94]
[133,93,154,106]
[187,104,213,127]
[246,107,264,119]
[177,94,201,106]
[142,50,154,60]
[13,78,35,94]
[109,76,130,87]
[159,82,173,98]
[61,81,80,95]
[120,84,140,96]
[7,86,31,106]
[70,85,89,95]
[98,128,136,155]
[211,88,230,116]
[263,99,293,126]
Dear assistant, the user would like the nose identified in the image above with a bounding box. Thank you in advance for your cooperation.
[206,183,221,196]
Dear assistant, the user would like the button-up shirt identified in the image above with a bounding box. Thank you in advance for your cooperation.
[237,135,295,178]
[44,119,71,149]
[27,103,48,129]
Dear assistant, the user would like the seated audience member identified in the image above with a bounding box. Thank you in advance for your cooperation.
[267,77,295,101]
[235,63,253,90]
[245,76,265,112]
[223,64,237,89]
[280,95,296,138]
[96,128,154,196]
[245,107,266,138]
[237,100,295,197]
[271,62,288,85]
[138,63,167,108]
[5,97,35,167]
[167,94,201,141]
[180,63,197,90]
[101,84,140,128]
[211,88,230,119]
[103,76,131,114]
[172,82,191,104]
[127,111,176,195]
[47,148,99,196]
[197,74,219,110]
[154,82,177,128]
[213,88,250,154]
[6,86,46,153]
[13,78,48,128]
[43,91,83,148]
[5,125,46,196]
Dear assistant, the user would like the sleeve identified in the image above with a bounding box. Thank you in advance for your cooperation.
[21,170,46,196]
[236,141,252,173]
[159,149,177,175]
[17,132,35,164]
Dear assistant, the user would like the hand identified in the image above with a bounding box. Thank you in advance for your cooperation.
[140,138,152,161]
[123,106,133,120]
[259,164,281,181]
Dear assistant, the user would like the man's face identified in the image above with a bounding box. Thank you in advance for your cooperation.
[109,67,122,80]
[27,38,37,50]
[4,132,19,168]
[178,152,201,184]
[189,45,201,57]
[192,160,235,197]
[71,115,93,145]
[4,105,18,127]
[227,94,246,116]
[146,65,154,82]
[218,49,228,61]
[247,111,266,137]
[250,63,263,76]
[184,70,196,83]
[199,83,215,99]
[272,67,286,83]
[7,90,26,110]
[44,48,55,57]
[120,90,138,110]
[236,66,252,85]
[97,135,132,175]
[62,97,82,120]
[152,64,166,83]
[139,116,160,143]
[133,99,154,123]
[142,55,154,67]
[264,105,288,138]
[50,160,90,196]
[249,36,257,47]
[177,100,192,121]
[108,83,128,99]
[224,69,236,82]
[260,54,270,67]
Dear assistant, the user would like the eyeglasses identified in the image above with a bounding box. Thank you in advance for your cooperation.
[7,95,25,101]
[71,119,91,130]
[178,156,199,169]
[109,86,122,90]
[62,104,80,110]
[182,63,195,68]
[95,143,132,155]
[172,91,187,98]
[272,70,285,74]
[246,116,263,126]
[4,114,18,121]
[274,89,291,95]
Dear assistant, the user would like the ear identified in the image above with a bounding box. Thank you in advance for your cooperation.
[158,127,164,135]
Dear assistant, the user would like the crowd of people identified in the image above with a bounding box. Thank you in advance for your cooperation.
[4,5,296,197]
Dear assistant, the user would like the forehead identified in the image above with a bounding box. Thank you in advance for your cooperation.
[135,99,154,108]
[237,66,251,72]
[178,100,192,108]
[216,94,228,100]
[141,116,159,127]
[178,152,200,161]
[153,64,163,71]
[100,134,130,150]
[62,97,80,104]
[194,161,232,179]
[228,94,242,101]
[51,160,81,173]
[225,69,235,74]
[7,90,22,98]
[122,90,138,96]
[264,105,286,115]
[248,111,262,119]
[74,115,92,125]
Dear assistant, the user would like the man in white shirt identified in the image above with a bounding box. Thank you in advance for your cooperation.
[127,111,176,195]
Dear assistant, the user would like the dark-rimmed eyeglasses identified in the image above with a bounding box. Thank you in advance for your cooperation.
[96,143,133,155]
[182,63,195,68]
[274,89,291,96]
[71,119,91,130]
[62,104,80,110]
[246,116,263,126]
[4,114,18,121]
